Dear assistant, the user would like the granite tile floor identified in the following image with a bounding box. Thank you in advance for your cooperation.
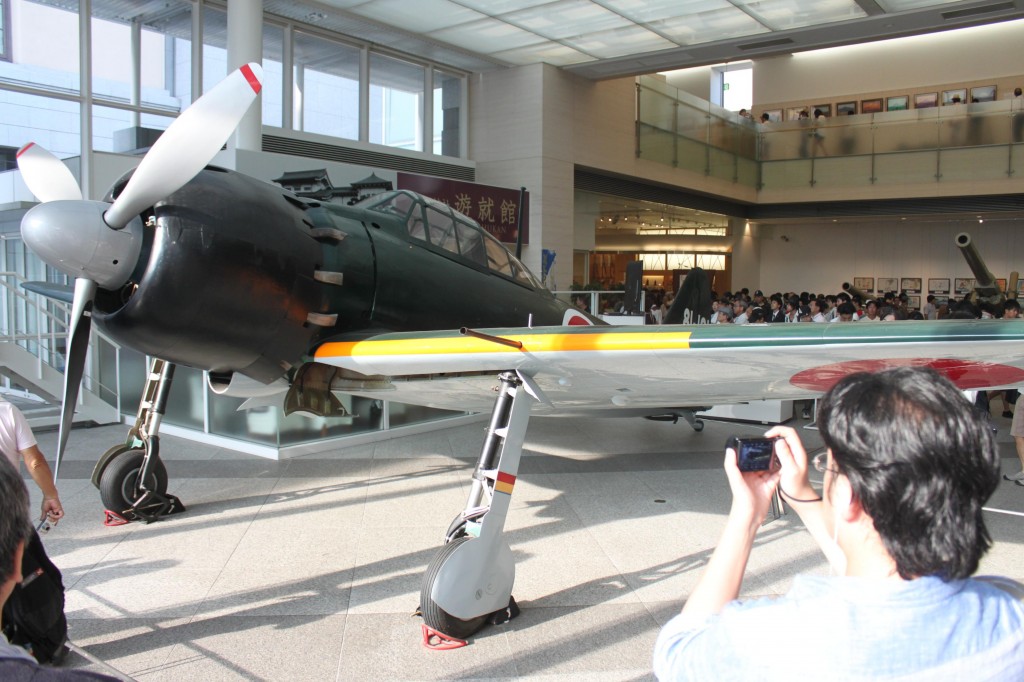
[20,409,1024,681]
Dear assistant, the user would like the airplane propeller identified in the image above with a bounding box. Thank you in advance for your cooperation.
[17,62,264,480]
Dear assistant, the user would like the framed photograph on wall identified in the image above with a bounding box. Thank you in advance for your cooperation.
[942,88,967,105]
[1018,280,1024,295]
[886,95,909,111]
[928,278,950,295]
[836,101,857,116]
[997,278,1007,293]
[861,98,883,114]
[764,109,782,122]
[877,277,898,293]
[970,85,996,102]
[955,278,976,295]
[853,277,874,293]
[901,278,922,294]
[787,106,806,121]
[914,92,938,109]
[934,296,949,309]
[811,103,832,117]
[907,296,921,310]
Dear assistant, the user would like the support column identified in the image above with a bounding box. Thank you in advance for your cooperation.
[79,0,92,198]
[226,0,263,151]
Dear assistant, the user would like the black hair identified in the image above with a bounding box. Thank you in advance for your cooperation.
[1004,299,1020,313]
[817,367,999,580]
[0,455,32,583]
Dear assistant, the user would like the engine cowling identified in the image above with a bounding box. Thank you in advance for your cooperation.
[95,168,339,383]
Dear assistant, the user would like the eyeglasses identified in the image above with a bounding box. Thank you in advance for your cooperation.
[812,452,838,476]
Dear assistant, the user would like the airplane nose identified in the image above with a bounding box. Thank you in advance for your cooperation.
[21,200,143,289]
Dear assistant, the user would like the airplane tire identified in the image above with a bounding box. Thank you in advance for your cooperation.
[98,449,169,512]
[419,537,488,640]
[692,419,705,432]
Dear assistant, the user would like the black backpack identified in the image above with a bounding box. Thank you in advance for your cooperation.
[2,530,68,665]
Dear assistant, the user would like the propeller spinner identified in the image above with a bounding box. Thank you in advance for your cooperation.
[17,62,264,479]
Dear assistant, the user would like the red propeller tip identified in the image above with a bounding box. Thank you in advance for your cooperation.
[16,142,35,158]
[240,64,262,94]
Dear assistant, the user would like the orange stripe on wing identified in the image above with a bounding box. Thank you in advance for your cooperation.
[316,330,692,360]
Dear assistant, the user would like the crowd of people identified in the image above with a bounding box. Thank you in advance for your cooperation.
[651,286,1016,324]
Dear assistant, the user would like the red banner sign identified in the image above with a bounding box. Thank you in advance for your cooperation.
[397,173,529,244]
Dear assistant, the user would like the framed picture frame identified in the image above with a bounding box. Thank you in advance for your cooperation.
[933,296,949,309]
[901,277,922,294]
[886,95,909,111]
[914,92,938,109]
[942,88,967,105]
[1018,280,1024,295]
[970,85,996,102]
[787,106,806,121]
[877,277,898,293]
[927,278,950,295]
[836,101,857,116]
[811,103,832,117]
[764,109,782,122]
[853,277,874,293]
[955,278,976,295]
[907,296,921,310]
[861,98,883,114]
[996,278,1007,293]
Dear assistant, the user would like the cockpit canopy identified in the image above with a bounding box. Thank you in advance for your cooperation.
[360,190,542,289]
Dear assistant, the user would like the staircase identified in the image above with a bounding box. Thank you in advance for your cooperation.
[1,273,120,429]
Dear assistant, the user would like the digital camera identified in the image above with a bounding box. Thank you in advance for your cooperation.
[726,436,780,472]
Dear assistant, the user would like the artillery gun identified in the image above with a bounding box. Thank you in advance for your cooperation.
[955,232,1018,309]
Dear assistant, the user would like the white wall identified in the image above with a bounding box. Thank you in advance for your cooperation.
[757,219,1024,297]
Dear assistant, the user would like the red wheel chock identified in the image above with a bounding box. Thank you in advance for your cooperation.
[103,510,130,527]
[421,624,468,650]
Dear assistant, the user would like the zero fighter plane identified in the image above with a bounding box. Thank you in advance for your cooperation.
[16,62,1024,645]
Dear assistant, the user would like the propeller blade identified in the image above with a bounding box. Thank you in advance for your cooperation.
[104,62,264,229]
[16,143,83,202]
[21,281,75,304]
[54,278,96,481]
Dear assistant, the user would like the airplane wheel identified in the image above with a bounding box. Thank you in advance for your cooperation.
[99,449,169,511]
[692,419,705,432]
[419,537,487,640]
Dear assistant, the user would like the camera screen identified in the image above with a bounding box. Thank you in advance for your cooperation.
[736,438,778,472]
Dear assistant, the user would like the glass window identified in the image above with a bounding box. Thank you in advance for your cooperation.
[369,52,423,151]
[424,205,458,254]
[1,0,11,62]
[90,4,190,111]
[1,1,79,92]
[293,30,359,139]
[433,68,461,157]
[483,233,512,276]
[93,106,175,153]
[2,92,80,158]
[201,6,227,95]
[407,207,427,241]
[261,23,284,127]
[455,220,486,266]
[363,190,414,220]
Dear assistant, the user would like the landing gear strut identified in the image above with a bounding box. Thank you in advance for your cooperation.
[418,371,531,644]
[91,358,184,523]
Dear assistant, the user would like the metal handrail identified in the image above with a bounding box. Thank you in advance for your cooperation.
[0,271,120,404]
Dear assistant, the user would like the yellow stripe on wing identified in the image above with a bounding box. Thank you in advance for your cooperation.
[317,330,693,359]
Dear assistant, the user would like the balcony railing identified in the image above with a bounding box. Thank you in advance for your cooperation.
[636,76,1024,191]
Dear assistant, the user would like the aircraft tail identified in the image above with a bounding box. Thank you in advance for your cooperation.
[664,268,713,324]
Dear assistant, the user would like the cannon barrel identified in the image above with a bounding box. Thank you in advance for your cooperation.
[955,233,1002,301]
[842,282,870,300]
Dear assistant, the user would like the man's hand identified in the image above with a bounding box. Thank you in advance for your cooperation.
[41,495,63,524]
[723,447,780,531]
[765,425,817,501]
